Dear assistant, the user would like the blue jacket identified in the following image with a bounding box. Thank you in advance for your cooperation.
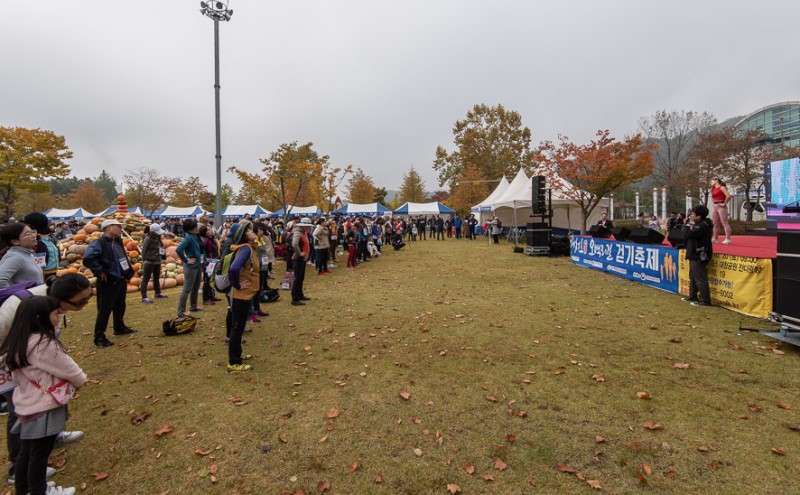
[176,234,203,268]
[83,235,134,281]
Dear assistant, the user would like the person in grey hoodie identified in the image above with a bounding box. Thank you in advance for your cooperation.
[0,223,44,289]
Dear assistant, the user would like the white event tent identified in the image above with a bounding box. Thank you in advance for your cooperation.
[154,206,212,218]
[490,168,609,233]
[221,205,271,218]
[43,208,96,220]
[471,176,510,224]
[393,202,456,216]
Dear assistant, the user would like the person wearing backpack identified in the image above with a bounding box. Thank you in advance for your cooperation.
[224,220,259,373]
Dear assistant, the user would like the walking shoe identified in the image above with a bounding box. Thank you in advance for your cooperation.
[141,298,153,304]
[328,263,336,269]
[300,296,312,301]
[45,481,76,495]
[223,338,246,345]
[55,430,84,445]
[226,363,253,374]
[681,297,698,302]
[256,310,269,317]
[722,239,733,244]
[203,299,216,306]
[247,315,261,323]
[241,354,253,361]
[94,338,114,348]
[189,307,205,312]
[113,327,137,336]
[7,467,57,484]
[155,293,168,298]
[243,327,253,333]
[291,301,306,306]
[691,301,711,307]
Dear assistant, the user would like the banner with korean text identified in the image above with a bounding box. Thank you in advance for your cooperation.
[678,253,773,319]
[570,236,679,293]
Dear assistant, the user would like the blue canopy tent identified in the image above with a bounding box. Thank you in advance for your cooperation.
[393,202,456,216]
[331,202,391,217]
[43,208,96,220]
[95,205,153,217]
[220,205,271,218]
[271,205,323,218]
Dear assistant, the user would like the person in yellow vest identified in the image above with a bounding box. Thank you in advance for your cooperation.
[224,220,260,374]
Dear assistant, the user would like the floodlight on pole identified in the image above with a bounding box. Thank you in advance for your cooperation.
[200,1,233,225]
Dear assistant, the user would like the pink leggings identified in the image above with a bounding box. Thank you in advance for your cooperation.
[712,205,731,240]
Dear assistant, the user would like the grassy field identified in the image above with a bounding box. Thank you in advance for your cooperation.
[3,237,798,495]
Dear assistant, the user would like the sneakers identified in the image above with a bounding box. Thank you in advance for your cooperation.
[141,298,153,304]
[113,327,137,336]
[255,310,269,317]
[46,481,76,495]
[8,467,57,484]
[722,239,733,245]
[247,315,260,323]
[226,364,253,374]
[189,307,205,312]
[94,338,113,348]
[691,301,711,307]
[203,299,216,306]
[241,354,253,361]
[155,294,168,299]
[681,296,698,302]
[55,430,84,445]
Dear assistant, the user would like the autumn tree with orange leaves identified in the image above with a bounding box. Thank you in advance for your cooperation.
[537,130,656,234]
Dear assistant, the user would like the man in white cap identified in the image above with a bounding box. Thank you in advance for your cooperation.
[290,218,314,306]
[82,219,137,347]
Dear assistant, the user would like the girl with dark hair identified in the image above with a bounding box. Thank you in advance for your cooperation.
[0,274,91,487]
[0,223,44,288]
[0,296,85,495]
[176,218,204,317]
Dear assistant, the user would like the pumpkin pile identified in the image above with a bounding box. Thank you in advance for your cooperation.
[56,195,187,293]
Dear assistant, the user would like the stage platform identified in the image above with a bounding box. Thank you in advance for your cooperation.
[702,235,776,259]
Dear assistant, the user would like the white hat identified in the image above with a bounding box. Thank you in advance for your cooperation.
[101,219,123,230]
[297,217,313,227]
[150,224,163,235]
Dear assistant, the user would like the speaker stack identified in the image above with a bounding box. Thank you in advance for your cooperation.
[667,228,688,248]
[612,227,631,242]
[589,225,612,239]
[531,176,546,215]
[629,227,665,245]
[525,222,551,256]
[773,232,800,329]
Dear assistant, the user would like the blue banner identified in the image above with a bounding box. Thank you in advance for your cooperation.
[569,236,679,293]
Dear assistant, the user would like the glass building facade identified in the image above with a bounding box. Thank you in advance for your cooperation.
[734,101,800,149]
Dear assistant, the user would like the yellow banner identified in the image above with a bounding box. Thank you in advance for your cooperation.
[678,253,773,319]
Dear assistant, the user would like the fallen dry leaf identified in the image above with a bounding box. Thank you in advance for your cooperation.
[446,483,461,494]
[587,479,602,490]
[643,463,653,475]
[317,480,330,491]
[326,408,339,419]
[399,391,411,400]
[493,458,507,471]
[465,464,475,475]
[319,435,328,443]
[481,473,495,481]
[642,421,664,430]
[772,349,785,355]
[595,435,606,443]
[154,424,174,437]
[374,474,383,484]
[195,448,212,456]
[672,363,691,369]
[278,434,288,443]
[506,433,517,443]
[92,472,109,481]
[556,463,576,473]
[771,447,786,456]
[576,472,585,481]
[485,395,498,402]
[413,448,423,457]
[349,461,359,473]
[777,403,791,410]
[209,465,218,475]
[636,392,651,400]
[130,411,151,425]
[591,374,605,382]
[664,470,678,478]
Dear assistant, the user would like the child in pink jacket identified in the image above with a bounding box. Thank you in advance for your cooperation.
[0,296,86,495]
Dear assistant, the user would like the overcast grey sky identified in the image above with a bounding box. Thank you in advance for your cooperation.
[2,1,798,197]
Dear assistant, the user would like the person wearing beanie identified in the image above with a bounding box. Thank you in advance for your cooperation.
[140,224,168,303]
[223,220,259,373]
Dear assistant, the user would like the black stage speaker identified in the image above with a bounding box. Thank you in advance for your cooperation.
[550,234,570,256]
[776,232,800,319]
[667,228,688,248]
[611,227,631,242]
[531,176,546,215]
[629,227,665,245]
[526,222,550,247]
[589,225,612,239]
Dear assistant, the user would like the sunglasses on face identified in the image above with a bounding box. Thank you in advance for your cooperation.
[64,293,93,308]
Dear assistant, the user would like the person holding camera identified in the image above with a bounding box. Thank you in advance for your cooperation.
[682,205,713,307]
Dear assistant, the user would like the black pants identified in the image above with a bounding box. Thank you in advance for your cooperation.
[3,390,19,479]
[202,265,215,302]
[316,248,329,272]
[15,434,57,495]
[291,258,307,302]
[94,278,128,341]
[227,296,250,364]
[140,263,162,299]
[357,241,368,261]
[689,260,710,303]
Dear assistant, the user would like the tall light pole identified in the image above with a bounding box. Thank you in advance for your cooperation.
[200,1,233,225]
